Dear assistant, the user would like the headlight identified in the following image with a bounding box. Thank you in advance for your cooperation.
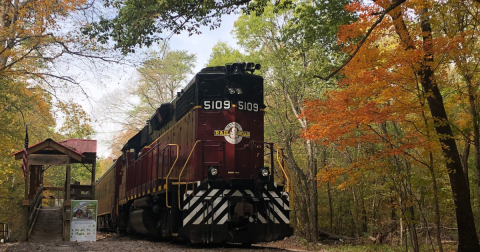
[235,88,243,94]
[208,166,219,180]
[228,87,236,94]
[258,167,270,181]
[210,167,218,176]
[261,169,269,177]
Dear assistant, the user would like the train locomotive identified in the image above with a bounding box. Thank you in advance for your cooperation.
[95,63,293,244]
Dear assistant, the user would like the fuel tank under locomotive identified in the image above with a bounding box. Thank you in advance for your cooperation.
[129,197,160,236]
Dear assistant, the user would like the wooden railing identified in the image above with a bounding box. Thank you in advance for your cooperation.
[27,185,44,239]
[0,223,10,242]
[69,184,93,200]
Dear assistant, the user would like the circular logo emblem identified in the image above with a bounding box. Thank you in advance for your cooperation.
[225,122,243,144]
[214,122,251,144]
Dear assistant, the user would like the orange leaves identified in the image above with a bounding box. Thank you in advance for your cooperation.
[0,0,88,77]
[317,166,347,186]
[303,0,465,189]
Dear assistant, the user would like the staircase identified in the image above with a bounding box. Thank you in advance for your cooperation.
[29,206,63,242]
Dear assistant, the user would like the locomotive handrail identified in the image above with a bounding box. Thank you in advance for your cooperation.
[277,146,294,210]
[274,144,291,194]
[165,144,179,208]
[255,141,292,194]
[177,140,202,210]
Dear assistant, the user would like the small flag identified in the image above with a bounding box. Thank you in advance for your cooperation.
[21,126,28,180]
[24,125,28,150]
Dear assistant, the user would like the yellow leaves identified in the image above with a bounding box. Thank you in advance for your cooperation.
[317,166,347,185]
[0,0,89,80]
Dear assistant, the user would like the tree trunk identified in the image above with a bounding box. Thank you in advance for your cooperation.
[465,76,480,219]
[399,195,403,246]
[352,186,360,238]
[407,206,420,252]
[371,178,378,236]
[419,9,480,251]
[305,139,318,242]
[284,140,310,235]
[327,182,333,233]
[460,142,470,191]
[429,154,444,252]
[321,149,333,233]
[360,185,368,233]
[389,3,480,249]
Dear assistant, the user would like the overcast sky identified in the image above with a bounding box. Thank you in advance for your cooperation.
[79,14,240,157]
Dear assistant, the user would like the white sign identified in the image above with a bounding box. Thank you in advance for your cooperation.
[71,220,97,242]
[70,200,97,242]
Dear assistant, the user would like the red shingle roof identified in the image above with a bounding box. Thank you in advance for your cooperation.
[58,139,97,154]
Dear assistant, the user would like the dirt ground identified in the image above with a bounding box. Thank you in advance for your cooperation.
[0,233,318,252]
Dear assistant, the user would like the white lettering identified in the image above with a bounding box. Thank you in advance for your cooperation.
[203,100,211,110]
[215,100,222,109]
[238,101,244,110]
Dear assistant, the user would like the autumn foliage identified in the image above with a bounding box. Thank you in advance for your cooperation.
[302,0,480,250]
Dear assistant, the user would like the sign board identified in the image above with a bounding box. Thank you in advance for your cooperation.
[70,200,97,242]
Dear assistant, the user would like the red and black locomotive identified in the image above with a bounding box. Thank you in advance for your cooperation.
[95,63,293,244]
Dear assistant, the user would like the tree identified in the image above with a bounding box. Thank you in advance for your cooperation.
[302,1,480,251]
[81,0,294,54]
[97,46,196,155]
[57,102,95,139]
[438,0,480,227]
[207,41,247,67]
[229,1,354,241]
[0,0,119,234]
[0,76,57,232]
[136,48,196,108]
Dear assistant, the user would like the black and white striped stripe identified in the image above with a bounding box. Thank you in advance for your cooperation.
[182,182,290,226]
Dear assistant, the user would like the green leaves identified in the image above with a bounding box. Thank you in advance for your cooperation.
[286,0,356,52]
[207,41,250,66]
[82,0,299,54]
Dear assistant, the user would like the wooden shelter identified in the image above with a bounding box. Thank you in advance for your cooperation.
[12,138,97,241]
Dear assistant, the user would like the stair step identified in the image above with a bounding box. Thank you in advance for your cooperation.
[29,206,64,242]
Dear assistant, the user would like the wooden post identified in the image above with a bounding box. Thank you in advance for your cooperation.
[29,166,37,198]
[91,158,96,199]
[24,165,29,200]
[20,201,29,241]
[66,162,71,201]
[63,199,71,241]
[64,158,72,241]
[40,166,44,186]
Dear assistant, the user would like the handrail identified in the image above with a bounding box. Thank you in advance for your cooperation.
[274,144,290,193]
[183,182,196,198]
[165,144,179,208]
[280,149,294,210]
[28,185,44,239]
[177,140,202,210]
